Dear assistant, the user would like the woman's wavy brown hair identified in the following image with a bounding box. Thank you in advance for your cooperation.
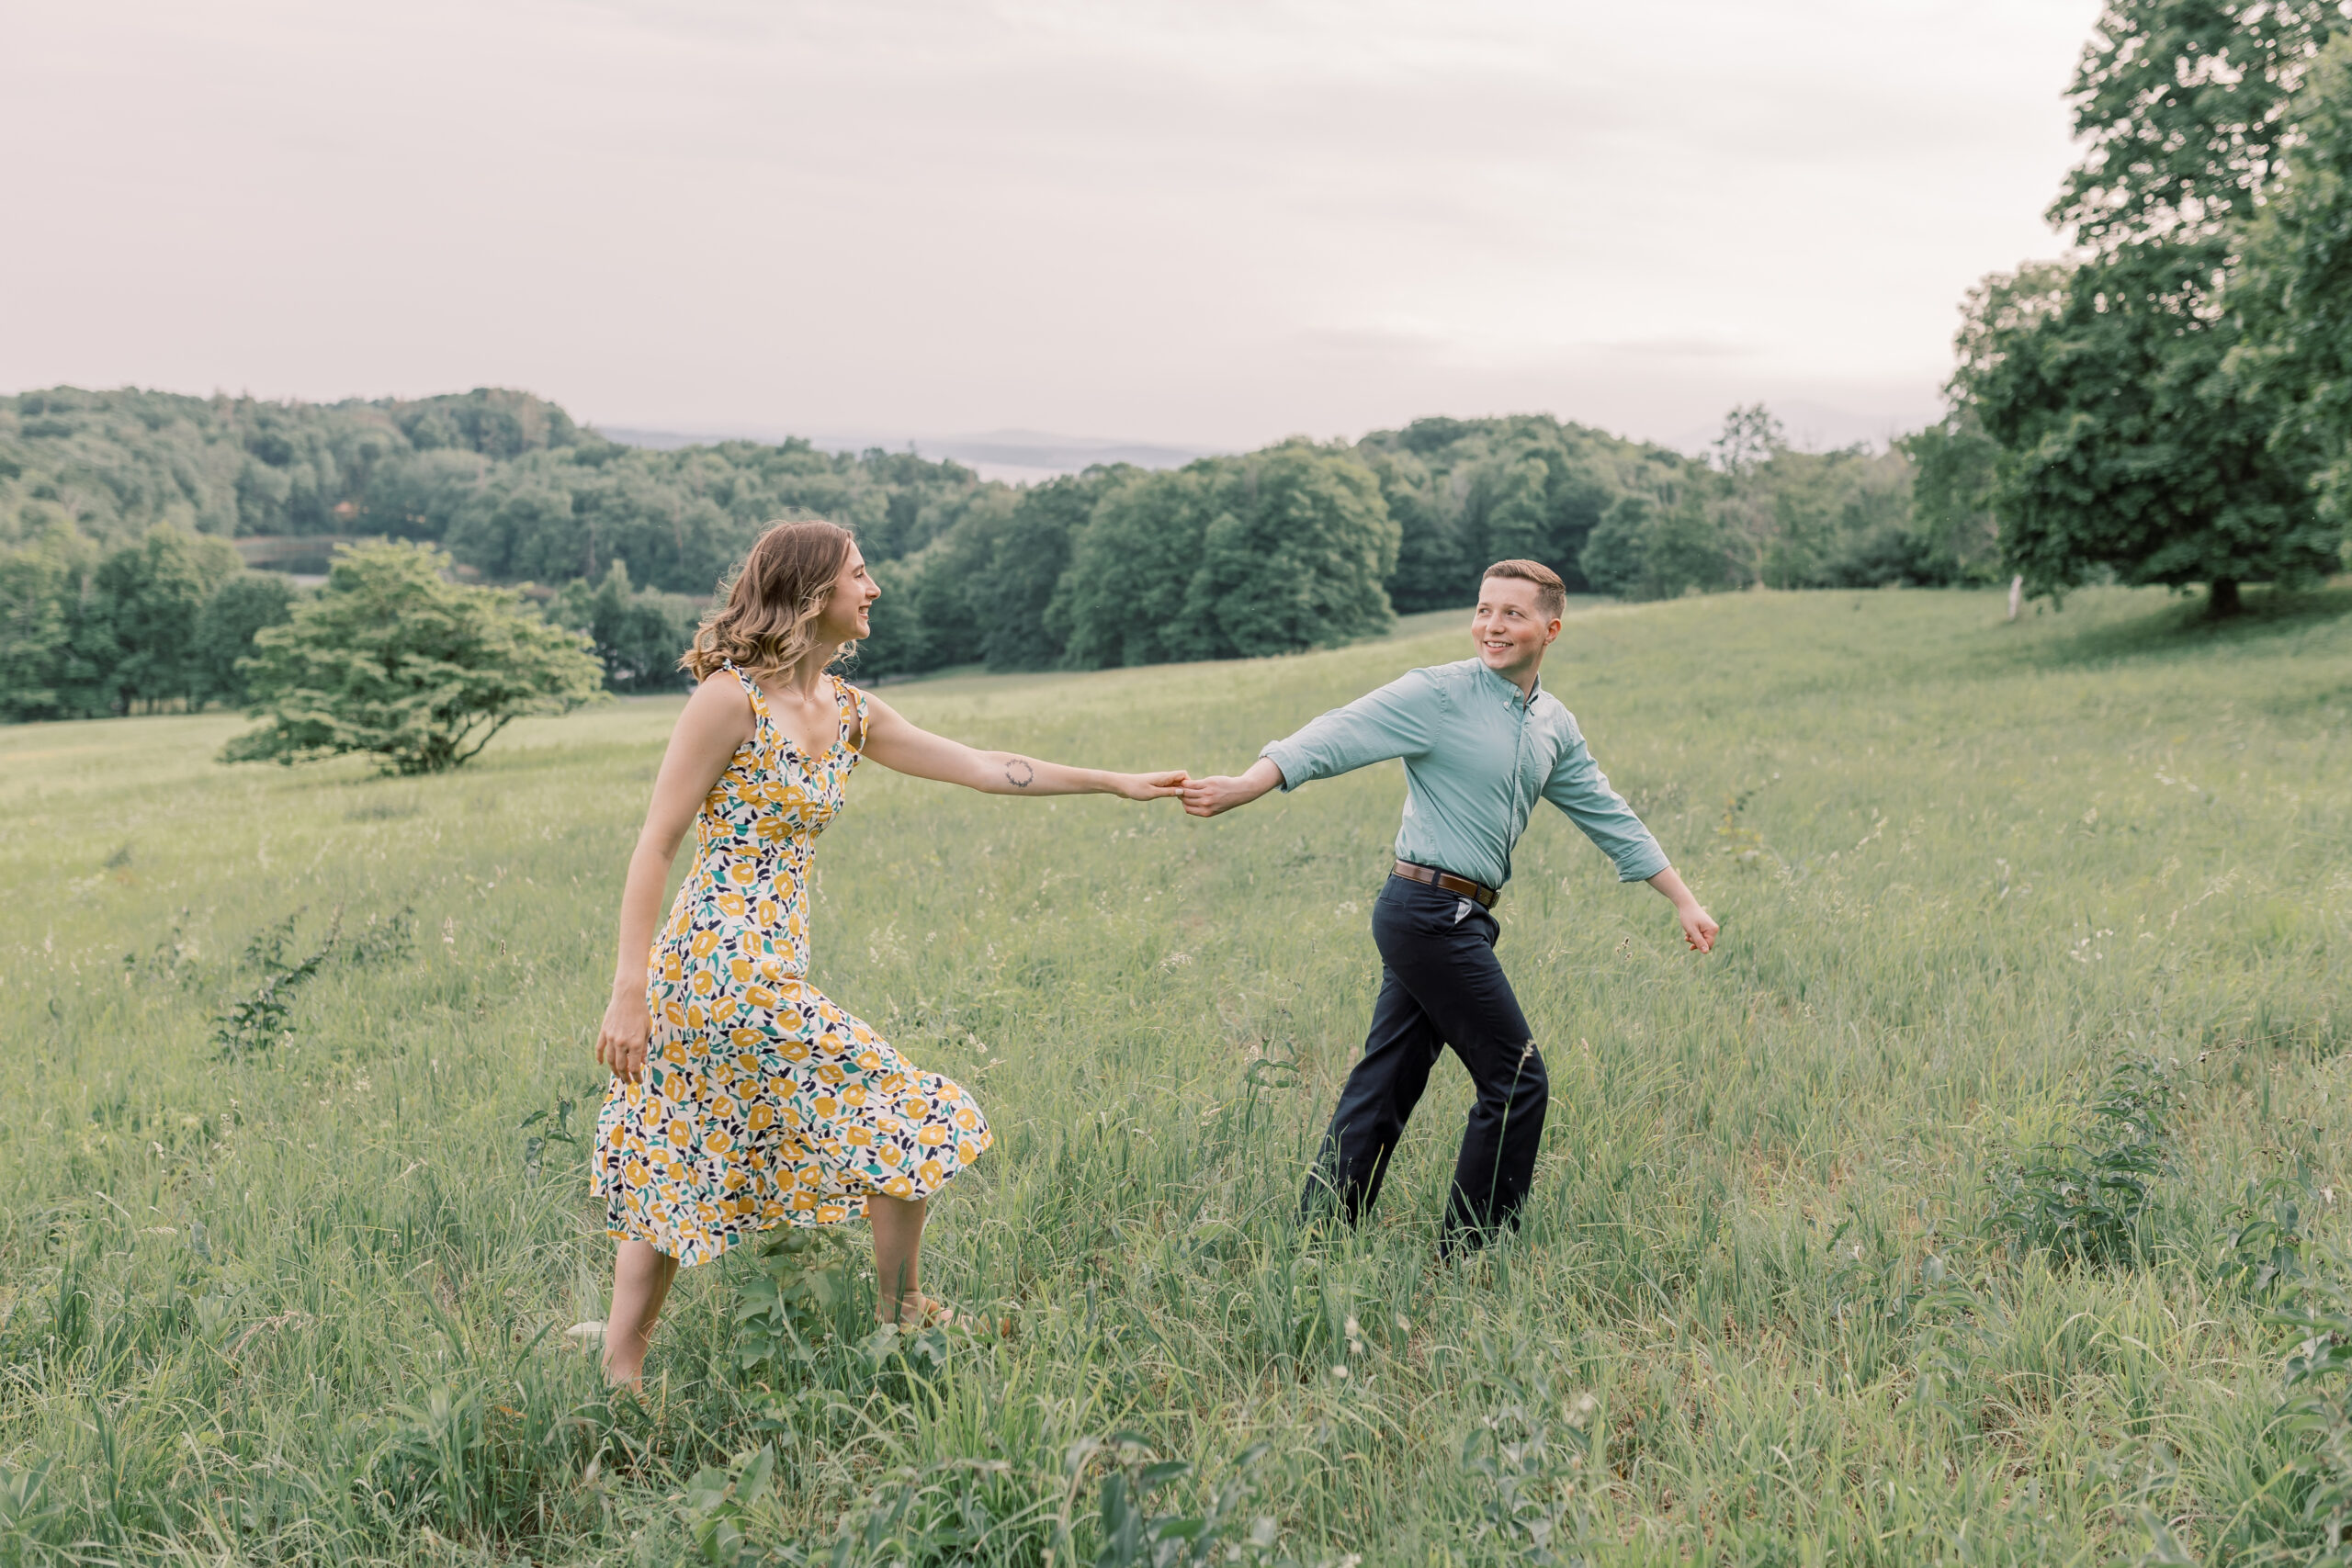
[681,520,859,682]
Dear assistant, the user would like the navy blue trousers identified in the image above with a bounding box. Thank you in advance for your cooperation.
[1304,873,1549,1249]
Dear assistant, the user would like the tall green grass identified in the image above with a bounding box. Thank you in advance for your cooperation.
[1,584,2348,1564]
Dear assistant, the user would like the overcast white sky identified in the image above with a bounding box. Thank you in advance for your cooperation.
[1,0,2101,453]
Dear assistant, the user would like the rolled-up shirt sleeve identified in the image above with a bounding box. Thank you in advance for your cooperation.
[1542,718,1669,882]
[1259,671,1438,791]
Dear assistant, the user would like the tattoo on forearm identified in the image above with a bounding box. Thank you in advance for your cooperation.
[1004,758,1035,789]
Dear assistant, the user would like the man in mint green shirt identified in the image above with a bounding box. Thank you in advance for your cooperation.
[1183,559,1716,1253]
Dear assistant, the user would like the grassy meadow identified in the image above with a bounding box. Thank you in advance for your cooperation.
[4,583,2351,1565]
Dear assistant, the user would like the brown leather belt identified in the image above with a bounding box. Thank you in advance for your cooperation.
[1392,859,1499,908]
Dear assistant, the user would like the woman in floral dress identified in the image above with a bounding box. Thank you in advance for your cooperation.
[590,520,1183,1385]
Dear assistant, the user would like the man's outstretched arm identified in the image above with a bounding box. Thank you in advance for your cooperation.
[1541,720,1715,953]
[1185,671,1435,818]
[1182,757,1285,818]
[1645,865,1718,953]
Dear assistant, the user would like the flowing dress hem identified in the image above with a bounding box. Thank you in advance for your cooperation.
[596,1131,993,1267]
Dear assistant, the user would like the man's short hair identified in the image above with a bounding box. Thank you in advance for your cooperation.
[1482,559,1567,620]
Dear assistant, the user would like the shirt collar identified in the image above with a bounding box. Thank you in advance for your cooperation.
[1472,659,1542,709]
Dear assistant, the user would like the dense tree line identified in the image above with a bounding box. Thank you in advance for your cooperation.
[1,388,1998,708]
[0,386,990,583]
[849,412,1986,679]
[0,387,580,546]
[0,384,998,712]
[0,525,295,721]
[1932,4,2352,614]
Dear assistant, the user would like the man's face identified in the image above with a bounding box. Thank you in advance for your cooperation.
[1471,577,1561,679]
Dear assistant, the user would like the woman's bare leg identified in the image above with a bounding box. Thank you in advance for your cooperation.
[867,1193,929,1323]
[605,1239,680,1386]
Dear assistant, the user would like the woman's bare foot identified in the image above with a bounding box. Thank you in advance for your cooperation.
[877,1291,957,1329]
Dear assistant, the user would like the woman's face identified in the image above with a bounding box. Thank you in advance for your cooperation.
[813,544,879,645]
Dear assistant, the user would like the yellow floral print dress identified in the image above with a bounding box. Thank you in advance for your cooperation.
[594,666,992,1266]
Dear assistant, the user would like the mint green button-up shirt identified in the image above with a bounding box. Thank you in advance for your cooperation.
[1258,658,1669,892]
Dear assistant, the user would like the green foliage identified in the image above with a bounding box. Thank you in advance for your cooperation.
[0,386,989,597]
[1644,484,1737,600]
[1575,493,1651,599]
[1360,413,1691,606]
[1044,442,1396,671]
[0,1460,62,1562]
[516,1093,580,1184]
[1957,248,2336,612]
[967,474,1096,670]
[732,1229,854,1382]
[1457,1363,1600,1563]
[7,392,2000,708]
[2233,32,2352,550]
[2221,1166,2316,1299]
[0,385,578,547]
[223,540,602,773]
[1577,489,1735,602]
[1984,1052,2178,1268]
[2258,1265,2352,1563]
[211,909,341,1060]
[369,1368,616,1540]
[0,525,96,721]
[545,559,699,694]
[1951,0,2351,612]
[683,1444,787,1567]
[0,523,290,720]
[191,570,297,707]
[1899,406,2005,582]
[86,526,243,710]
[1572,410,1959,603]
[675,1436,1287,1568]
[1181,442,1397,657]
[1066,1436,1283,1568]
[1050,465,1229,669]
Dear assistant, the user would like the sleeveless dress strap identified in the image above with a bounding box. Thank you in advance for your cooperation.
[834,674,868,755]
[725,664,770,724]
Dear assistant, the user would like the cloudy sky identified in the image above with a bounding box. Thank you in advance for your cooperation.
[2,0,2100,453]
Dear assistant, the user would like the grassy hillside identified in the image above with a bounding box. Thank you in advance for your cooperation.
[3,585,2349,1563]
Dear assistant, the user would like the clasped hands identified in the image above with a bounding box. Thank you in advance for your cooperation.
[1179,758,1284,818]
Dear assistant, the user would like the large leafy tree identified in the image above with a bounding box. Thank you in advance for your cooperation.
[1184,442,1397,657]
[0,525,97,721]
[1577,495,1655,600]
[87,526,243,711]
[1047,444,1396,669]
[545,559,699,694]
[0,524,297,719]
[1046,466,1223,669]
[192,571,298,707]
[969,474,1099,671]
[1900,408,2005,582]
[225,541,601,773]
[1956,0,2350,614]
[2232,32,2352,546]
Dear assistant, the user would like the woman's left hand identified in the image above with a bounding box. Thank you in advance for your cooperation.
[1114,769,1188,801]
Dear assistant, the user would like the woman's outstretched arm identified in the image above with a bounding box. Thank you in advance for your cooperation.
[595,678,752,1083]
[858,690,1185,800]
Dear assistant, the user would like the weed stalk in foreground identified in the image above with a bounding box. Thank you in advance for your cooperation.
[1984,1051,2179,1268]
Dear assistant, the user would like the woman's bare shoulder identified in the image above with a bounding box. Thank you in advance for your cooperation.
[676,671,757,739]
